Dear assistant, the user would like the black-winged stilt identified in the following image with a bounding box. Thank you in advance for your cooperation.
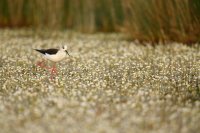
[34,45,70,78]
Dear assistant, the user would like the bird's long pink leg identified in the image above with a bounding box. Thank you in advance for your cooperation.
[36,60,49,69]
[50,63,57,80]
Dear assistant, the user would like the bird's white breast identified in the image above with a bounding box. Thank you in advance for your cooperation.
[45,51,66,62]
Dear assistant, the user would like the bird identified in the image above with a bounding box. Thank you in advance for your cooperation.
[34,45,70,79]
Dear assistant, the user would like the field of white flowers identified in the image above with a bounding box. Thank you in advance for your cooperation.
[0,29,199,133]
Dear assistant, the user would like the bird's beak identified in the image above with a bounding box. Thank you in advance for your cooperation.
[65,50,70,56]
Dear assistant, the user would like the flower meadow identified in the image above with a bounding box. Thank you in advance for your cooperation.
[0,29,199,133]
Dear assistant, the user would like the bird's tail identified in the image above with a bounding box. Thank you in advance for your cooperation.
[34,49,40,52]
[34,49,45,54]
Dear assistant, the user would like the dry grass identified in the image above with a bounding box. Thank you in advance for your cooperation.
[123,0,200,43]
[1,0,200,42]
[0,29,200,133]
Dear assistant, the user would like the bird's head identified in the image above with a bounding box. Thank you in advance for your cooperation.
[62,45,70,56]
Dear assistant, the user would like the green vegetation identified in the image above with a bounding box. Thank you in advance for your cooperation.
[0,0,200,42]
[0,29,199,133]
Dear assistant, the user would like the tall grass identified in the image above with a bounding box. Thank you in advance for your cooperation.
[62,0,124,32]
[0,0,123,31]
[123,0,200,43]
[0,0,200,43]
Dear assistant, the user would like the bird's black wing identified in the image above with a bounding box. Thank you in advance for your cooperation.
[35,49,59,55]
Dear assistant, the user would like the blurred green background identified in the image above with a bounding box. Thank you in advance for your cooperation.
[0,0,200,43]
